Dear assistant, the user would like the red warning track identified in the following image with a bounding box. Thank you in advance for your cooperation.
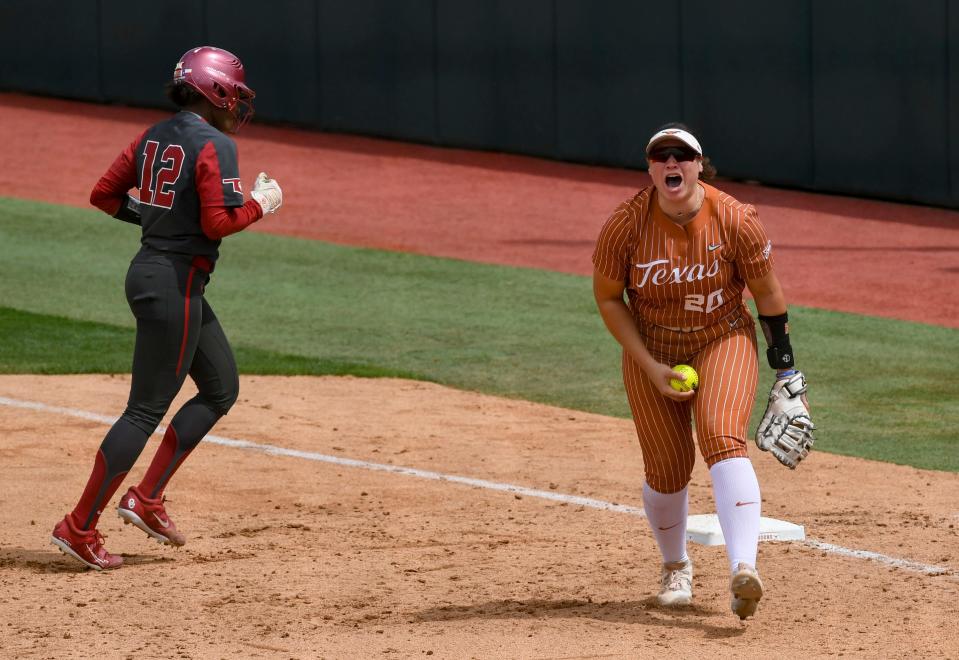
[2,93,956,328]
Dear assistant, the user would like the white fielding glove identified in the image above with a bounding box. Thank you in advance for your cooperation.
[755,371,815,469]
[251,172,283,214]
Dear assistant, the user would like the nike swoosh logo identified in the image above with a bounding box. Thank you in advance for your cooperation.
[708,243,722,251]
[735,501,757,507]
[85,546,109,565]
[152,513,171,529]
[658,523,680,530]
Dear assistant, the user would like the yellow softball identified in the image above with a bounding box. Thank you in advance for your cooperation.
[670,364,699,392]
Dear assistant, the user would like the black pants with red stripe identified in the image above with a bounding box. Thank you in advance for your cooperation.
[121,251,238,434]
[72,250,239,530]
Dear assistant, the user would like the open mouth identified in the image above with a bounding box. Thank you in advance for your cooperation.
[665,174,683,190]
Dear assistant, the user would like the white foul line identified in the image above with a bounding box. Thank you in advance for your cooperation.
[801,539,949,575]
[0,396,644,517]
[0,395,952,578]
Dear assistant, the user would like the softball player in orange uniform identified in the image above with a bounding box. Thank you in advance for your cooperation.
[592,123,809,619]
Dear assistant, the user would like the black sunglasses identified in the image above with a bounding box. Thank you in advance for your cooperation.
[647,146,700,163]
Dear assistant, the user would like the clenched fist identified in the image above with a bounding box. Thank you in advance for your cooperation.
[251,172,283,214]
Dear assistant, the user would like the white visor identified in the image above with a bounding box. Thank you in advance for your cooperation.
[646,128,702,156]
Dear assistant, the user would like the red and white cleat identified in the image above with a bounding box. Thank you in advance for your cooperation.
[117,486,187,547]
[51,515,123,570]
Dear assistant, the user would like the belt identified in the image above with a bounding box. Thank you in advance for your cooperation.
[190,255,213,273]
[657,324,706,333]
[136,248,215,273]
[649,308,747,334]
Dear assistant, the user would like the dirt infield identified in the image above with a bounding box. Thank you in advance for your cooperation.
[1,375,958,658]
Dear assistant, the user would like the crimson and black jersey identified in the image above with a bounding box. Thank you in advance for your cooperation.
[90,111,262,266]
[67,109,262,537]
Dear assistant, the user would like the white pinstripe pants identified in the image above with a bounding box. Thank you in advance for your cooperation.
[623,321,759,494]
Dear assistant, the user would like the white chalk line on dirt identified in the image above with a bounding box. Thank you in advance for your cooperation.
[1,395,951,578]
[0,397,644,516]
[800,539,950,574]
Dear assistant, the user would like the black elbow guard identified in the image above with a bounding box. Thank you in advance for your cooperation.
[758,313,795,369]
[114,195,142,225]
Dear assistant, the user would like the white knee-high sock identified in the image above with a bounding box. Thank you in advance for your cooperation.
[642,482,689,564]
[710,457,761,572]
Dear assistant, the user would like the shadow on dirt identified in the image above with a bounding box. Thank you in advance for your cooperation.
[0,546,174,573]
[411,597,747,637]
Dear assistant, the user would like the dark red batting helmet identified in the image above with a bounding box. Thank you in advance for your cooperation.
[173,46,255,131]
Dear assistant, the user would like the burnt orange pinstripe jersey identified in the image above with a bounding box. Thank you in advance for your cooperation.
[593,183,773,331]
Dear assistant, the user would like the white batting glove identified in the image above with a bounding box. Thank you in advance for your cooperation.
[251,172,283,214]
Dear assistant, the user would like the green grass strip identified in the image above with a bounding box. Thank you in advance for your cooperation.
[1,196,957,471]
[0,307,424,379]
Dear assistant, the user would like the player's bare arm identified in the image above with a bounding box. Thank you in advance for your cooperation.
[746,270,787,317]
[592,268,694,402]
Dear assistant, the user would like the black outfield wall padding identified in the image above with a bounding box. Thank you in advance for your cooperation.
[0,1,100,100]
[950,0,959,205]
[435,0,555,157]
[99,1,206,108]
[682,0,813,187]
[811,0,951,206]
[554,1,682,168]
[2,0,958,209]
[317,0,435,142]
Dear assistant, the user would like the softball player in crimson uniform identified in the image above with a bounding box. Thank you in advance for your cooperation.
[593,123,809,619]
[51,46,283,570]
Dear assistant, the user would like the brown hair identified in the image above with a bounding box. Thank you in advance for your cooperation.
[654,122,717,180]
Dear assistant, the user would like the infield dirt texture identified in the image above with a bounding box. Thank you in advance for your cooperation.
[1,94,958,658]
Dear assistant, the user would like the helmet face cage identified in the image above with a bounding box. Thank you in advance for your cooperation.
[173,47,256,132]
[232,87,255,131]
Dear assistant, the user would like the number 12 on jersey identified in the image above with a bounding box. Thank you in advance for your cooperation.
[684,289,724,314]
[140,140,185,209]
